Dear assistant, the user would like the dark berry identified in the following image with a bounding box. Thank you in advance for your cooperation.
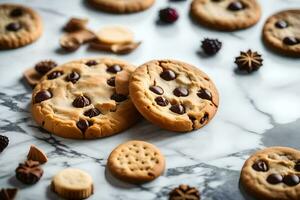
[201,38,222,55]
[159,7,179,24]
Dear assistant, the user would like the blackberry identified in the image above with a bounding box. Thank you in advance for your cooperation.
[201,38,222,55]
[159,7,179,24]
[0,135,9,153]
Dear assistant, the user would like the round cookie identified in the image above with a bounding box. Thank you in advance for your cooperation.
[107,140,165,184]
[87,0,155,14]
[240,146,300,200]
[129,60,219,132]
[52,168,94,199]
[32,57,140,139]
[0,4,42,49]
[263,10,300,57]
[190,0,261,31]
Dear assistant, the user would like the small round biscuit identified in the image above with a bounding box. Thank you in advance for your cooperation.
[0,4,43,49]
[107,140,165,184]
[96,26,134,44]
[263,10,300,57]
[129,60,219,132]
[52,168,94,200]
[190,0,261,31]
[87,0,155,14]
[240,146,300,200]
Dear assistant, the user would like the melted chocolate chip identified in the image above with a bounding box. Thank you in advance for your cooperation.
[34,90,52,103]
[294,161,300,172]
[155,96,169,106]
[173,87,189,97]
[10,8,23,17]
[252,161,268,172]
[170,104,185,114]
[107,65,122,73]
[47,71,63,80]
[266,174,283,184]
[283,37,300,45]
[227,1,245,11]
[66,71,80,83]
[160,69,176,81]
[200,113,209,124]
[6,22,22,31]
[149,86,164,95]
[111,93,127,102]
[72,96,90,108]
[283,175,300,186]
[76,119,90,133]
[85,60,98,66]
[197,88,212,101]
[275,20,288,29]
[107,77,116,87]
[84,108,101,118]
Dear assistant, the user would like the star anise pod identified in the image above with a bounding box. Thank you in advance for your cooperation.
[235,50,263,73]
[15,160,43,185]
[169,184,201,200]
[0,188,18,200]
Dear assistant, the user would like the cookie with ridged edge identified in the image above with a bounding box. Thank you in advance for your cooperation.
[0,4,42,49]
[129,59,219,132]
[87,0,155,14]
[190,0,261,31]
[263,10,300,57]
[240,146,300,200]
[32,57,140,139]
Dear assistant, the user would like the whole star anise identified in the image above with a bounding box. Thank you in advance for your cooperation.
[169,184,201,200]
[15,160,43,185]
[235,50,263,73]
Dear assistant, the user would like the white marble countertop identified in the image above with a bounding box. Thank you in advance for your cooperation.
[0,0,300,199]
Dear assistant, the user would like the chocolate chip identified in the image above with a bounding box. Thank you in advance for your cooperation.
[283,174,300,186]
[47,71,63,80]
[266,174,283,184]
[6,22,22,31]
[155,96,169,106]
[84,108,101,118]
[111,93,127,102]
[170,104,185,114]
[173,87,189,97]
[66,71,80,83]
[107,77,116,87]
[34,90,52,103]
[149,86,164,95]
[160,69,176,81]
[252,161,268,172]
[200,113,209,124]
[10,8,23,17]
[34,60,57,75]
[275,20,288,29]
[294,161,300,172]
[227,1,245,11]
[76,119,90,132]
[197,88,212,101]
[283,37,300,45]
[107,65,122,73]
[72,96,90,108]
[85,60,98,66]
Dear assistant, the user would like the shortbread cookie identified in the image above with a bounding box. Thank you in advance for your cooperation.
[52,168,93,199]
[190,0,261,31]
[87,0,155,13]
[0,4,42,49]
[32,57,140,139]
[107,140,165,184]
[129,60,219,132]
[263,10,300,57]
[240,146,300,200]
[27,145,48,164]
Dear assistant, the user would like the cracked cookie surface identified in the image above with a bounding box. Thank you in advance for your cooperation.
[32,57,140,139]
[240,146,300,200]
[129,59,219,132]
[0,4,42,49]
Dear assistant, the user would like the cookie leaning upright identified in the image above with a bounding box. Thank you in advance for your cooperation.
[87,0,155,14]
[263,10,300,57]
[129,60,219,132]
[0,4,42,49]
[32,57,140,139]
[190,0,261,31]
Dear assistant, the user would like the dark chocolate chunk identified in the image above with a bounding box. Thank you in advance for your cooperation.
[160,69,176,81]
[47,71,63,80]
[200,113,209,124]
[10,8,23,17]
[107,65,122,73]
[72,96,90,108]
[266,174,283,184]
[283,174,300,186]
[252,161,268,172]
[84,108,101,118]
[149,86,164,95]
[294,161,300,172]
[283,37,300,45]
[85,60,98,66]
[15,160,43,185]
[155,96,169,106]
[173,87,189,97]
[111,93,127,102]
[197,88,212,100]
[275,20,288,29]
[34,90,52,103]
[6,22,22,31]
[170,104,185,114]
[107,77,116,87]
[227,1,245,11]
[66,71,80,83]
[0,135,9,153]
[76,119,90,132]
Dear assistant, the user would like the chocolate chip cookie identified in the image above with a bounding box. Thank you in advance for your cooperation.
[32,57,140,139]
[263,10,300,57]
[87,0,155,14]
[190,0,261,31]
[129,60,219,132]
[0,4,42,49]
[240,146,300,200]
